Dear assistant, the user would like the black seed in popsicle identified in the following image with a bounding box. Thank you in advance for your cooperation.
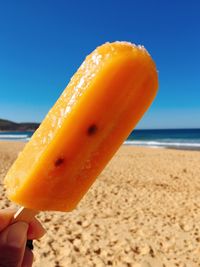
[55,158,65,167]
[87,124,98,136]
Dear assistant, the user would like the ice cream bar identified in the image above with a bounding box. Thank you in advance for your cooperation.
[4,42,158,212]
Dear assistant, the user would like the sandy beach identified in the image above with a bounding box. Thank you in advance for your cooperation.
[0,141,200,267]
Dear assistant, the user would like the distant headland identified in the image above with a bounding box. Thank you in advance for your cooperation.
[0,118,40,131]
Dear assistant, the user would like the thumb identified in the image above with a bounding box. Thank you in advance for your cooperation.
[0,209,16,232]
[0,221,28,267]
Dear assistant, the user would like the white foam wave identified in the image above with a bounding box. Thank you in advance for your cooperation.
[0,134,28,139]
[124,140,200,149]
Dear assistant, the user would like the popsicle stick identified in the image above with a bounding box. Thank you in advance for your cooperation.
[13,207,39,250]
[13,207,39,222]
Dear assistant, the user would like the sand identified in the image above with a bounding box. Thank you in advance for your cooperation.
[0,141,200,267]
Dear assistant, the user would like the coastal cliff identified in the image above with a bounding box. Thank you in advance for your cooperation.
[0,119,39,131]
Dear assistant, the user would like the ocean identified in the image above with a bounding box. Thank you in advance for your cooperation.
[0,129,200,150]
[0,131,33,142]
[126,128,200,150]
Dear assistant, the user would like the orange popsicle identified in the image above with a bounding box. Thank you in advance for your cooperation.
[4,42,158,212]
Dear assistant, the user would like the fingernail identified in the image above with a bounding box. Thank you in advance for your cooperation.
[7,222,28,248]
[27,227,46,240]
[27,222,46,239]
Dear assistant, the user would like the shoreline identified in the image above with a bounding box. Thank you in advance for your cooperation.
[1,128,200,152]
[0,130,34,133]
[125,143,200,152]
[1,139,200,152]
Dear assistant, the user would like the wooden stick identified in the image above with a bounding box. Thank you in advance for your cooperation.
[13,207,39,223]
[13,207,39,250]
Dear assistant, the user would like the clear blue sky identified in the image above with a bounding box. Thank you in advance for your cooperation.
[0,0,199,129]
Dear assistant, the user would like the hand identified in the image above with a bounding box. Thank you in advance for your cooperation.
[0,209,46,267]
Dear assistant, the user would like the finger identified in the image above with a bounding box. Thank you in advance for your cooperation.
[0,208,46,240]
[21,247,34,267]
[0,221,28,267]
[27,218,46,240]
[0,208,16,232]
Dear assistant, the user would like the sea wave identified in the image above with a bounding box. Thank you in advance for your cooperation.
[1,132,200,150]
[124,140,200,149]
[0,134,29,140]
